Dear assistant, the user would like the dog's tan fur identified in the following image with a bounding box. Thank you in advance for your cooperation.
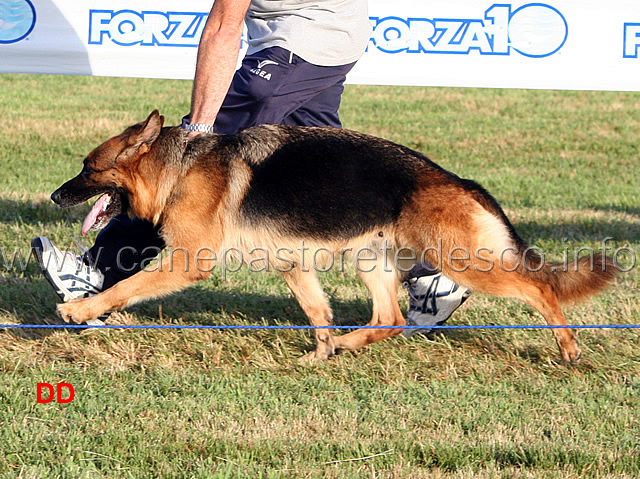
[52,111,616,363]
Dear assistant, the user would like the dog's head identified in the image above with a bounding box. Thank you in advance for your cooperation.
[51,110,164,235]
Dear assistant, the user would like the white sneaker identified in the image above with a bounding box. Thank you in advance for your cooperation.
[403,273,471,337]
[32,236,108,324]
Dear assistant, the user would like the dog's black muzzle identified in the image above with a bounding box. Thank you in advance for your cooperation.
[51,177,104,208]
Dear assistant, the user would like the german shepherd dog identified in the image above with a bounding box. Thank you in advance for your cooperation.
[51,111,615,363]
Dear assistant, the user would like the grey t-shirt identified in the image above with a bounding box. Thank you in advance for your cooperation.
[245,0,371,66]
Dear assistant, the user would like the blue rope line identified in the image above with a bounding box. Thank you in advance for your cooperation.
[1,324,639,330]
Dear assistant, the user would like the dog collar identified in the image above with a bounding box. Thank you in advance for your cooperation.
[183,123,215,134]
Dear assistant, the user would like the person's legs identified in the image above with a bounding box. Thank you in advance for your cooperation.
[32,215,164,310]
[88,215,165,289]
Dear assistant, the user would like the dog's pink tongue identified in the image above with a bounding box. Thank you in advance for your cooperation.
[81,194,110,236]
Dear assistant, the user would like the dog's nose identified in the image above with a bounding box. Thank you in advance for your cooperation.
[51,189,62,205]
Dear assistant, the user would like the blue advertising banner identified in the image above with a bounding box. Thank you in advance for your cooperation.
[1,0,639,91]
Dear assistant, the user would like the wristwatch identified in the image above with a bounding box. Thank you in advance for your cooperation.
[183,123,215,134]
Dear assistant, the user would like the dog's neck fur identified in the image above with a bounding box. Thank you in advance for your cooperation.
[131,127,193,224]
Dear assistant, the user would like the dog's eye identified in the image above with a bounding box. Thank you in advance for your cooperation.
[81,159,95,175]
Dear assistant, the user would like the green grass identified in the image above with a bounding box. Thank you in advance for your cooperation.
[0,74,639,478]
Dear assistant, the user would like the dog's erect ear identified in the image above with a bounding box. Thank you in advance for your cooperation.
[127,110,164,149]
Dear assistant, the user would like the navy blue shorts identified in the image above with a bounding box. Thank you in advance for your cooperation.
[91,47,356,287]
[215,46,356,133]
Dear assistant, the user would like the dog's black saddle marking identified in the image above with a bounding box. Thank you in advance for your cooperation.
[239,129,430,240]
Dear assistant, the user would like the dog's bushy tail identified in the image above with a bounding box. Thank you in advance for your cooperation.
[461,178,616,304]
[423,176,618,305]
[519,249,617,305]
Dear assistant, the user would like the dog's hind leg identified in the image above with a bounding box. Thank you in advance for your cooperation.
[332,267,405,352]
[281,268,337,362]
[444,268,581,364]
[501,278,581,364]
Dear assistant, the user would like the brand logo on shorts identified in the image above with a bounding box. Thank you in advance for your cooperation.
[250,60,279,80]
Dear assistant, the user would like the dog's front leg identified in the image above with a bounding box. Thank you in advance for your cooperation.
[56,252,211,324]
[280,269,337,362]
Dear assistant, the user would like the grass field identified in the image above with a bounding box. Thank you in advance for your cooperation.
[0,73,639,478]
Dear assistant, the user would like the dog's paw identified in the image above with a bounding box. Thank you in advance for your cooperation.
[56,299,101,324]
[298,342,339,365]
[561,346,582,366]
[298,350,321,365]
[556,333,582,366]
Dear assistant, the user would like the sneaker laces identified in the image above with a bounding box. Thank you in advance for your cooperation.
[405,276,440,315]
